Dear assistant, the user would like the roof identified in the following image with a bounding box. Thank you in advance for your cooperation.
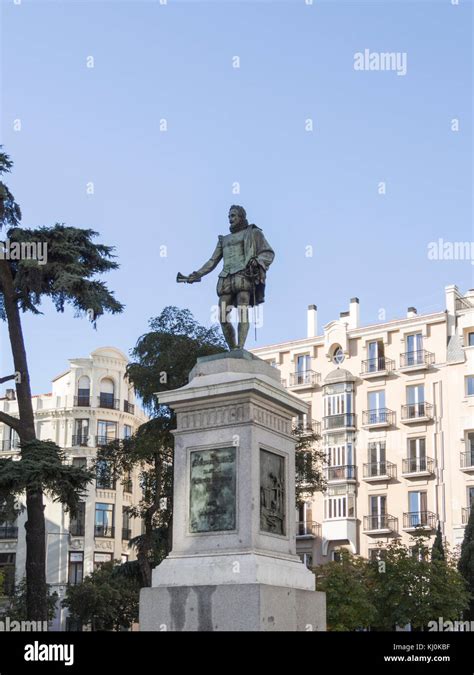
[324,367,356,384]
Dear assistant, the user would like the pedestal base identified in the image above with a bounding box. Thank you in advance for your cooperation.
[140,584,326,632]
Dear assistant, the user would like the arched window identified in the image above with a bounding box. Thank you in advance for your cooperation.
[333,346,345,365]
[76,376,90,407]
[99,378,117,410]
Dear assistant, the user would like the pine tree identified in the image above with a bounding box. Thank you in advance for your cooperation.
[431,522,445,561]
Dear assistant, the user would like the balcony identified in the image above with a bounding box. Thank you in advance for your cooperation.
[289,370,321,389]
[95,435,119,447]
[399,349,435,372]
[1,439,20,451]
[74,395,90,407]
[293,418,321,437]
[360,357,395,379]
[71,435,89,447]
[296,521,321,538]
[122,528,132,540]
[362,408,395,429]
[124,401,135,415]
[325,465,356,483]
[97,395,119,410]
[363,460,397,482]
[462,507,472,525]
[323,413,356,431]
[363,515,397,534]
[94,525,115,538]
[401,402,433,423]
[460,451,474,473]
[402,456,435,478]
[0,526,18,539]
[403,511,437,531]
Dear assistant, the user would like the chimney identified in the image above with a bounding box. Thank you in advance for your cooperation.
[5,389,15,401]
[349,297,360,328]
[407,307,417,318]
[307,304,318,337]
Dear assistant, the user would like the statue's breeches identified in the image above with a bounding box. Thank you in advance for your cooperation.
[217,273,253,307]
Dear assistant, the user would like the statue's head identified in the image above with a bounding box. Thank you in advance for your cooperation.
[228,205,248,233]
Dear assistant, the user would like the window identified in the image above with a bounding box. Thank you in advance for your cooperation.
[332,550,342,562]
[123,424,132,439]
[97,420,118,445]
[406,333,423,364]
[299,553,313,568]
[121,554,129,564]
[467,433,474,466]
[367,390,386,424]
[369,495,387,529]
[72,457,87,470]
[0,553,16,594]
[407,438,427,472]
[466,376,474,397]
[324,484,356,519]
[74,420,89,446]
[96,460,115,490]
[333,346,345,365]
[410,545,428,561]
[95,503,114,537]
[99,378,116,409]
[76,376,90,406]
[295,354,311,384]
[368,441,386,476]
[123,469,133,493]
[406,384,425,417]
[8,428,20,450]
[93,552,112,570]
[367,340,385,372]
[68,552,83,585]
[408,491,428,526]
[368,548,386,562]
[468,486,474,508]
[70,502,85,537]
[297,502,313,535]
[468,332,474,347]
[122,508,131,540]
[326,432,355,479]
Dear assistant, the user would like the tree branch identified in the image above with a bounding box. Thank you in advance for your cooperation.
[0,411,21,433]
[0,374,16,384]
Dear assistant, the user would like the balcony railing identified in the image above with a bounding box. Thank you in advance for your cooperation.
[296,521,321,537]
[124,401,135,414]
[97,395,120,410]
[462,507,472,524]
[402,456,435,475]
[122,528,132,540]
[0,526,18,539]
[293,418,321,436]
[289,370,321,387]
[325,465,356,481]
[362,408,395,426]
[69,523,85,537]
[360,357,395,375]
[74,395,90,407]
[71,435,89,447]
[363,460,397,480]
[400,349,435,369]
[94,525,115,538]
[460,451,474,470]
[1,439,20,451]
[403,511,437,530]
[323,413,356,431]
[401,402,433,421]
[95,435,119,447]
[363,515,397,532]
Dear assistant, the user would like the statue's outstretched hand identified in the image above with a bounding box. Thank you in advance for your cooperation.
[187,272,201,283]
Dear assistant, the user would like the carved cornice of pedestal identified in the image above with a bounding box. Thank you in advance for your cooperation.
[177,401,291,436]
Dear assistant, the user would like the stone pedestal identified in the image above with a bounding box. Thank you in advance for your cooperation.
[139,350,326,631]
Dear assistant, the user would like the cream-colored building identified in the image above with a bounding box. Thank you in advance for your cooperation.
[0,347,147,630]
[252,285,474,567]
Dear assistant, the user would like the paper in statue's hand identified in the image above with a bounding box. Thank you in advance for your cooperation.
[176,272,201,283]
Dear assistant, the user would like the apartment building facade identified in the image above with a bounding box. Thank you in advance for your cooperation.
[0,347,147,630]
[252,285,474,567]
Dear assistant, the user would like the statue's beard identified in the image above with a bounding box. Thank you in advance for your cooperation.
[230,221,247,234]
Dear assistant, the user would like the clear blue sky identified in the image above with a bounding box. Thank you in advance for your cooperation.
[0,0,472,394]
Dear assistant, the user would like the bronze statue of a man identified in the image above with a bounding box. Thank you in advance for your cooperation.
[177,205,275,350]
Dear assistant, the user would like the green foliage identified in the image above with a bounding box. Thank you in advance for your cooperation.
[431,523,445,562]
[293,427,326,507]
[126,306,226,413]
[62,561,140,631]
[0,440,93,516]
[315,551,377,631]
[7,579,58,622]
[315,537,469,631]
[459,503,474,620]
